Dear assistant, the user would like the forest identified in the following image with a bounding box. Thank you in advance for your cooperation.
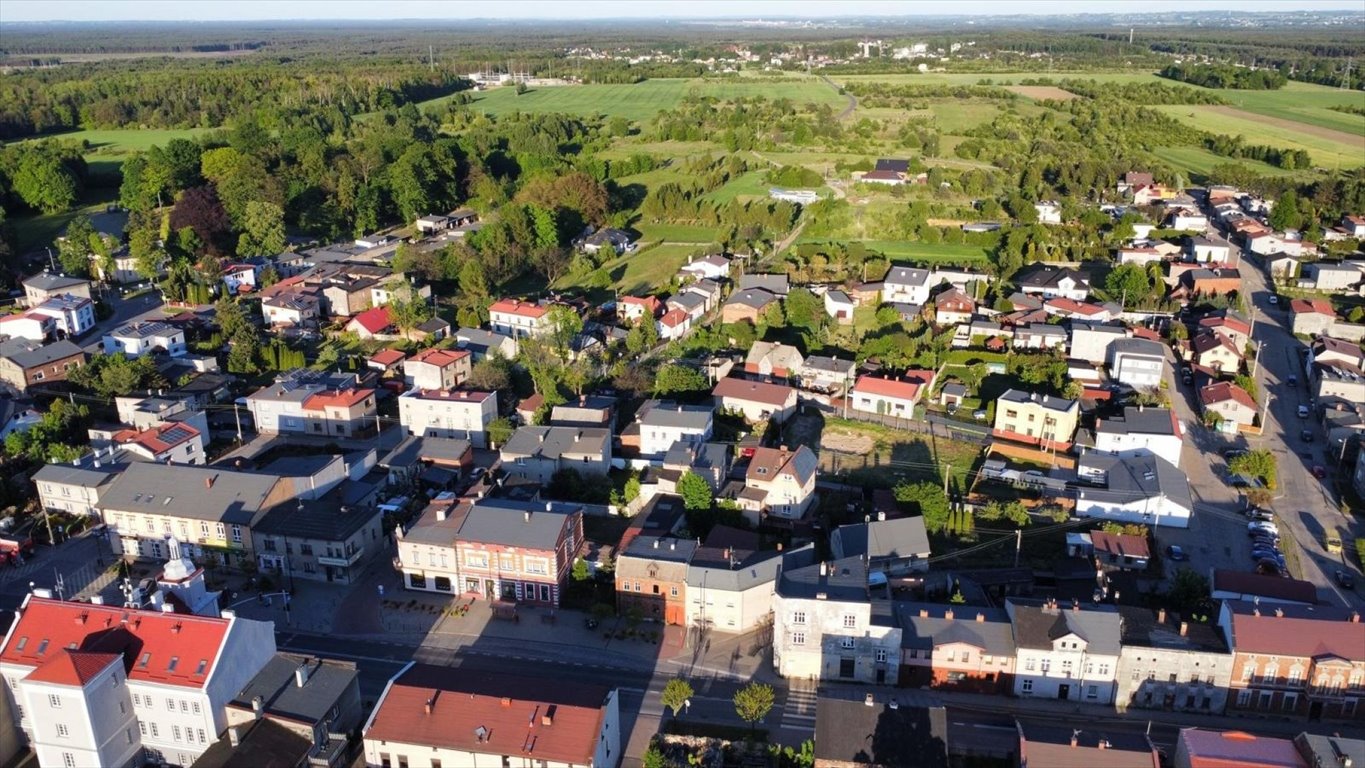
[1158,62,1288,90]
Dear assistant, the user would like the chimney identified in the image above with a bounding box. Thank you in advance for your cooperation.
[251,696,263,719]
[877,511,886,522]
[776,543,783,551]
[976,613,985,623]
[1180,621,1188,637]
[228,727,241,747]
[1253,608,1260,617]
[864,693,874,707]
[1350,612,1361,624]
[436,506,447,522]
[1099,739,1109,750]
[425,697,434,715]
[1070,733,1078,748]
[1072,599,1080,612]
[295,662,313,688]
[669,541,676,551]
[538,433,545,443]
[524,511,531,523]
[819,562,828,577]
[205,475,215,489]
[1158,608,1167,624]
[541,708,555,726]
[919,609,929,618]
[653,540,659,549]
[1275,607,1284,618]
[501,697,512,708]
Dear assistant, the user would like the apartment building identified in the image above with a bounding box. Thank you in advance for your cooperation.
[1116,606,1232,715]
[685,527,794,635]
[771,556,902,685]
[488,299,552,339]
[896,603,1016,694]
[32,461,124,517]
[500,426,612,484]
[736,445,818,526]
[246,370,376,437]
[397,388,498,448]
[993,389,1080,449]
[402,347,472,391]
[615,535,697,625]
[103,321,187,358]
[0,339,85,392]
[1090,406,1184,469]
[1007,598,1122,704]
[637,401,714,457]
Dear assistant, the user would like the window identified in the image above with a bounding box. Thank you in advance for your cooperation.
[150,724,159,738]
[1086,685,1098,699]
[62,754,75,768]
[843,615,857,629]
[1237,690,1252,707]
[1169,673,1178,684]
[139,723,147,736]
[198,729,206,744]
[1283,694,1298,711]
[875,649,888,663]
[1241,662,1255,682]
[1061,660,1073,676]
[1288,668,1303,685]
[173,725,181,742]
[300,543,313,555]
[56,723,68,738]
[1098,664,1110,676]
[1022,680,1034,694]
[168,657,179,673]
[48,694,61,708]
[840,637,855,650]
[791,632,806,646]
[792,611,807,625]
[167,698,175,711]
[1025,659,1036,672]
[961,651,971,663]
[670,586,678,597]
[1040,659,1051,673]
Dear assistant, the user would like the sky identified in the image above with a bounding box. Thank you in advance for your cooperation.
[1,0,1359,23]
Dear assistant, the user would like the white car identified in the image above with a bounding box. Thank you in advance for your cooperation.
[1268,295,1279,305]
[1248,521,1279,536]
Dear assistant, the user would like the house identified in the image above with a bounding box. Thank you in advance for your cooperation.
[850,372,935,419]
[410,316,450,343]
[1290,298,1337,336]
[659,442,731,495]
[0,311,53,342]
[261,290,322,328]
[0,595,276,768]
[21,272,92,308]
[1219,599,1365,721]
[1012,324,1068,352]
[1191,331,1242,373]
[1116,608,1232,716]
[771,556,902,684]
[713,377,798,424]
[1043,297,1114,323]
[1293,732,1365,768]
[1133,184,1176,206]
[1014,263,1090,301]
[1311,262,1365,292]
[1034,200,1062,224]
[550,395,616,429]
[860,163,910,185]
[1187,235,1233,264]
[831,515,931,576]
[344,305,393,339]
[1007,598,1122,704]
[102,321,187,358]
[1197,311,1252,349]
[615,535,697,625]
[679,254,730,281]
[683,278,723,313]
[1119,171,1155,192]
[398,389,498,448]
[454,326,516,360]
[1167,209,1209,231]
[403,347,472,391]
[1070,322,1130,365]
[813,694,949,768]
[883,266,933,305]
[799,355,856,394]
[1109,338,1167,390]
[993,389,1080,449]
[31,460,123,517]
[1075,452,1194,528]
[318,276,379,318]
[685,527,791,634]
[895,603,1016,694]
[500,426,612,484]
[488,298,552,339]
[617,295,662,326]
[736,445,818,525]
[1180,268,1241,297]
[1088,530,1151,570]
[637,401,714,457]
[738,271,789,294]
[1211,570,1318,607]
[103,421,207,465]
[579,227,636,255]
[221,263,258,294]
[1091,406,1184,469]
[414,213,452,234]
[824,289,856,323]
[1313,360,1365,405]
[0,338,85,392]
[1309,336,1365,370]
[247,375,376,438]
[217,654,362,768]
[367,347,406,378]
[27,294,96,338]
[658,308,691,340]
[933,288,975,326]
[251,485,384,585]
[940,382,968,407]
[1017,722,1159,768]
[1174,729,1311,768]
[744,340,805,380]
[1199,381,1259,428]
[721,288,780,324]
[362,666,619,768]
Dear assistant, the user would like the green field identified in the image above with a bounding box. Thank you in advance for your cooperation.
[591,242,703,295]
[1150,145,1304,179]
[704,169,780,204]
[634,221,721,243]
[799,239,991,264]
[1152,104,1364,168]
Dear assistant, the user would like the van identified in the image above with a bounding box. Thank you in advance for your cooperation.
[1297,404,1310,418]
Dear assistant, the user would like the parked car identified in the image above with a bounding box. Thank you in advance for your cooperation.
[1268,294,1279,305]
[947,402,959,415]
[1287,375,1298,387]
[1245,508,1275,522]
[1166,545,1189,562]
[1297,404,1311,418]
[1222,448,1248,460]
[1325,533,1343,554]
[1248,521,1279,536]
[972,409,988,421]
[1335,570,1356,589]
[1301,429,1314,443]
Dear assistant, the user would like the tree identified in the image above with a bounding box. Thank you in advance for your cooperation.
[653,364,707,397]
[893,480,952,534]
[733,682,775,735]
[1105,263,1152,308]
[783,288,825,333]
[660,678,694,721]
[625,316,659,356]
[56,215,96,276]
[1166,567,1210,613]
[487,417,515,448]
[214,296,253,339]
[469,354,512,391]
[169,186,232,256]
[385,282,434,333]
[236,201,286,257]
[978,500,1030,526]
[571,557,591,582]
[1228,449,1277,489]
[456,258,491,327]
[1268,190,1303,232]
[13,151,79,214]
[67,354,167,398]
[678,471,713,512]
[547,305,585,361]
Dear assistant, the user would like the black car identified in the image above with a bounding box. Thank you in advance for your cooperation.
[1301,429,1314,443]
[1165,545,1189,562]
[1337,570,1357,590]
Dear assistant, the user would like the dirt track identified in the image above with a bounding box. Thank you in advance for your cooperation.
[1007,85,1078,101]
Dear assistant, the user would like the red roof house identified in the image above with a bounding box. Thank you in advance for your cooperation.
[346,306,394,338]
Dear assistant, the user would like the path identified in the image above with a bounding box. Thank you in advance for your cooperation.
[820,75,857,120]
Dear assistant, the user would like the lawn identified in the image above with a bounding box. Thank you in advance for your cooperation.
[704,169,782,204]
[634,221,721,244]
[1152,104,1364,168]
[798,239,992,264]
[9,194,118,254]
[593,243,702,295]
[9,127,210,181]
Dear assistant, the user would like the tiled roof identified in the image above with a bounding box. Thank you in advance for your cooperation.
[488,298,549,318]
[851,371,935,401]
[1223,600,1365,660]
[24,649,122,686]
[369,348,407,366]
[1211,570,1318,605]
[1089,530,1150,560]
[116,421,200,454]
[1199,381,1256,411]
[303,388,375,410]
[746,445,817,487]
[712,377,795,407]
[660,308,688,328]
[348,306,393,334]
[1178,729,1303,768]
[408,347,469,368]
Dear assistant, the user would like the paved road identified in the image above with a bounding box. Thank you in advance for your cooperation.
[76,288,170,355]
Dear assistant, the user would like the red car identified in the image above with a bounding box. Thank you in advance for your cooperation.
[1312,466,1327,479]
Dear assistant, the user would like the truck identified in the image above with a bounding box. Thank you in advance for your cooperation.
[0,518,38,566]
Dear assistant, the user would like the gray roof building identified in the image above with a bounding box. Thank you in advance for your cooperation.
[1117,605,1227,653]
[1097,406,1180,438]
[1076,452,1194,516]
[886,266,931,288]
[1,339,85,369]
[777,554,870,601]
[830,516,931,571]
[1007,599,1122,655]
[253,487,381,542]
[99,463,283,525]
[228,653,360,726]
[640,402,714,431]
[32,461,125,490]
[500,426,610,462]
[1110,337,1166,359]
[737,273,789,296]
[455,499,581,550]
[23,273,90,293]
[686,528,804,593]
[896,603,1015,657]
[725,288,779,310]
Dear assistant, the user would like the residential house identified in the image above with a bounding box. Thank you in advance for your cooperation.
[31,461,123,517]
[1182,268,1241,297]
[1191,331,1243,373]
[993,390,1080,449]
[1044,298,1115,323]
[261,290,322,328]
[454,327,516,360]
[933,288,975,326]
[1116,607,1232,716]
[0,338,85,392]
[1087,530,1151,570]
[550,396,616,429]
[615,535,697,625]
[813,695,950,768]
[1211,571,1321,608]
[637,401,714,457]
[414,214,452,234]
[220,263,258,295]
[824,289,856,324]
[738,273,790,297]
[745,341,805,380]
[617,295,662,326]
[1015,263,1090,301]
[247,375,376,438]
[1313,360,1365,405]
[1290,298,1338,336]
[1199,381,1259,428]
[1220,600,1365,721]
[409,316,450,344]
[402,347,472,391]
[318,276,378,318]
[1311,263,1364,293]
[367,348,406,379]
[1117,245,1166,267]
[488,298,552,339]
[1173,728,1310,768]
[1017,722,1159,768]
[21,272,92,308]
[362,666,619,768]
[102,321,187,358]
[736,445,818,525]
[1091,406,1184,469]
[500,426,612,484]
[1293,732,1365,768]
[393,495,463,594]
[799,355,856,394]
[659,442,731,494]
[721,288,780,324]
[896,603,1016,694]
[460,499,583,604]
[685,527,793,634]
[398,389,498,448]
[218,654,362,768]
[1167,209,1209,231]
[1012,323,1068,351]
[0,311,52,342]
[1109,338,1167,390]
[849,372,935,419]
[1268,253,1306,281]
[251,486,384,585]
[1342,214,1365,238]
[101,421,207,465]
[712,377,798,424]
[0,595,276,768]
[1075,452,1194,528]
[1007,598,1122,704]
[1070,322,1130,365]
[340,305,389,339]
[683,278,723,313]
[1187,236,1233,264]
[679,254,730,281]
[771,556,902,684]
[658,308,691,340]
[1198,312,1252,349]
[580,227,636,255]
[1310,336,1365,370]
[883,267,933,306]
[27,294,96,338]
[831,515,931,577]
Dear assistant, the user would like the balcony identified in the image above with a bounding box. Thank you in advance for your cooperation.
[317,548,363,567]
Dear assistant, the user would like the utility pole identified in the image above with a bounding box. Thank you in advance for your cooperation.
[1013,529,1022,568]
[943,464,951,496]
[233,402,243,443]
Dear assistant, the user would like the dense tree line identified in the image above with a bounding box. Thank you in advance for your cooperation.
[0,140,90,214]
[842,82,1019,105]
[1202,134,1312,170]
[1158,63,1288,90]
[1025,78,1227,105]
[651,97,843,150]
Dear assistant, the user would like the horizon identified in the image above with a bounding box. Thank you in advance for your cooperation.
[2,0,1361,24]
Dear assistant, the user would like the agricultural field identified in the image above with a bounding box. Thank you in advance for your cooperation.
[1005,85,1078,100]
[8,127,209,179]
[1149,145,1304,179]
[633,221,722,244]
[581,242,703,295]
[1152,104,1364,168]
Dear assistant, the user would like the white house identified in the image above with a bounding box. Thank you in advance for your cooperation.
[102,321,187,358]
[679,254,731,281]
[261,291,321,328]
[398,389,498,448]
[882,267,933,306]
[488,299,552,339]
[22,272,92,308]
[685,536,796,635]
[0,594,277,768]
[402,347,472,391]
[454,327,517,360]
[637,401,714,457]
[245,370,376,437]
[31,461,123,518]
[849,373,934,418]
[771,556,902,685]
[0,312,52,343]
[1091,406,1184,469]
[221,263,258,294]
[1007,598,1122,704]
[1108,337,1167,390]
[28,295,96,338]
[824,289,856,324]
[737,445,818,525]
[1075,452,1193,528]
[1069,322,1130,365]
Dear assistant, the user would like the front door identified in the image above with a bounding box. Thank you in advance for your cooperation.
[1057,684,1071,700]
[484,579,496,600]
[1310,701,1323,721]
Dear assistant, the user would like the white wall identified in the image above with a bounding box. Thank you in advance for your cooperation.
[686,577,774,635]
[1074,492,1191,529]
[1092,432,1183,471]
[17,662,139,768]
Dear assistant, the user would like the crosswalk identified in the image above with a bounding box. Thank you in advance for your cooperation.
[780,684,819,732]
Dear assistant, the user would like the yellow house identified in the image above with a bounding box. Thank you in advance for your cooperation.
[993,389,1081,449]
